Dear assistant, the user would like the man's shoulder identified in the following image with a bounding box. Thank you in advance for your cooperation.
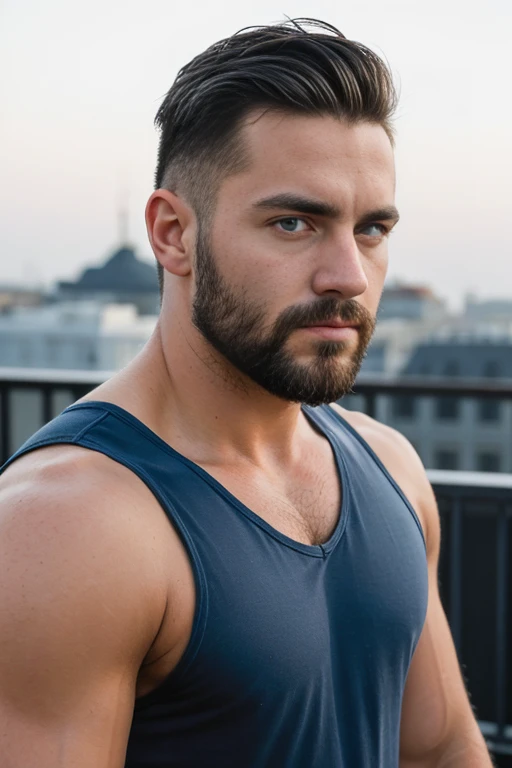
[330,402,421,462]
[0,443,175,601]
[0,443,137,515]
[0,441,176,654]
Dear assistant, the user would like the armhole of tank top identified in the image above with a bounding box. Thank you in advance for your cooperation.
[2,426,209,706]
[326,405,427,552]
[75,433,210,706]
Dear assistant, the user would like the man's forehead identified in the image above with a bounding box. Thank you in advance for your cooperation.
[241,109,394,160]
[233,111,395,195]
[221,112,395,212]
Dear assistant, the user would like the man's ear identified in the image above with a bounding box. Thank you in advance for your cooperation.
[145,189,194,277]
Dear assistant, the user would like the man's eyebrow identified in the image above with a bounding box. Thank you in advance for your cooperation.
[253,193,341,218]
[253,195,400,226]
[357,206,400,226]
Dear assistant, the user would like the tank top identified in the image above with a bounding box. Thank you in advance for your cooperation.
[1,401,428,767]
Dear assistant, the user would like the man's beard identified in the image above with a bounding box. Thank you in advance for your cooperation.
[191,227,376,407]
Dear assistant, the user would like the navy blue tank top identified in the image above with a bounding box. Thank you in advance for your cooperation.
[2,401,428,767]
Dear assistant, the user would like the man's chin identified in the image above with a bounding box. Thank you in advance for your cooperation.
[289,346,352,370]
[262,370,360,407]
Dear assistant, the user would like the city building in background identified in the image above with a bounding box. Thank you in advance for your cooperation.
[0,301,156,371]
[373,336,512,473]
[345,286,512,473]
[0,285,46,313]
[362,281,449,375]
[378,281,447,322]
[462,294,512,332]
[56,243,159,316]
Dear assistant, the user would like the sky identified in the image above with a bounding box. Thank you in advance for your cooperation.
[1,0,510,310]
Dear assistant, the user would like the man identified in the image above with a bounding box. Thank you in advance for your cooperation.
[0,19,492,768]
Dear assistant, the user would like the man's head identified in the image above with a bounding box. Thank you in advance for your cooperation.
[148,19,398,405]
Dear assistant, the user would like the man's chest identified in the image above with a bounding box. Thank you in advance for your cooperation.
[203,446,342,547]
[135,454,428,711]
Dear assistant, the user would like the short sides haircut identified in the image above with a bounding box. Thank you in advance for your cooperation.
[154,19,398,291]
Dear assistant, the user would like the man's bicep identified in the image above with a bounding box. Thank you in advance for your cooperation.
[399,583,474,760]
[0,676,134,768]
[0,476,157,767]
[399,523,488,764]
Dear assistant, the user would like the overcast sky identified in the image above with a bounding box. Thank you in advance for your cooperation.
[1,0,510,310]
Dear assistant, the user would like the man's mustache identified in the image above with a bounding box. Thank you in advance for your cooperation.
[275,298,373,335]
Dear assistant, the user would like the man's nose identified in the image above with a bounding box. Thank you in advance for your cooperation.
[310,234,369,299]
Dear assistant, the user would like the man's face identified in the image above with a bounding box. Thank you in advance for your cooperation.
[192,113,397,406]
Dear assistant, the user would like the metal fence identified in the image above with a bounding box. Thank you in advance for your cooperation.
[0,367,108,462]
[1,368,511,758]
[430,471,512,757]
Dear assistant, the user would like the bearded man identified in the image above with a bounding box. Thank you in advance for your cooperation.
[0,19,491,768]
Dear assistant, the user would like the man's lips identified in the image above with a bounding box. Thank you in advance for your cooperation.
[303,320,359,329]
[298,321,360,340]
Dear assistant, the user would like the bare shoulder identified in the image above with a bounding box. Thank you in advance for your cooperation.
[329,402,425,471]
[0,445,181,763]
[330,403,438,549]
[0,445,172,660]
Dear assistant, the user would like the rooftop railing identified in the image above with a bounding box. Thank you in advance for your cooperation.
[351,372,512,419]
[1,367,511,761]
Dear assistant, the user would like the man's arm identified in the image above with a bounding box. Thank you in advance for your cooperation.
[332,406,492,767]
[0,447,168,768]
[398,462,492,766]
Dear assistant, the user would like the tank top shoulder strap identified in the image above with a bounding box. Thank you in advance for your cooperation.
[309,404,426,550]
[1,402,113,473]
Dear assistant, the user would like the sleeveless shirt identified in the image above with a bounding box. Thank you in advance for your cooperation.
[1,401,428,767]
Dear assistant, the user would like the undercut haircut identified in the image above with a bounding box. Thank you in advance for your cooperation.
[154,18,398,292]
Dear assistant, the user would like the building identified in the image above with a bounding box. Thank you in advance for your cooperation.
[362,282,448,375]
[377,281,447,322]
[0,285,46,313]
[358,291,512,472]
[379,337,512,472]
[0,301,156,371]
[463,295,512,330]
[362,317,444,375]
[57,244,159,316]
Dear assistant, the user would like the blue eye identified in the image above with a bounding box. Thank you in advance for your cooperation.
[361,224,387,237]
[276,218,308,233]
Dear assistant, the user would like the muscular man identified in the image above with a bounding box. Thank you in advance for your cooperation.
[0,19,492,768]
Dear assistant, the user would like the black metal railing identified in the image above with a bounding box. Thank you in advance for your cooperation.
[0,367,107,463]
[430,471,512,758]
[351,372,512,420]
[1,368,512,760]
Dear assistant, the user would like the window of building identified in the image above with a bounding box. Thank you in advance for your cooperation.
[435,449,459,470]
[19,339,31,365]
[46,337,59,366]
[478,399,501,422]
[363,344,385,373]
[86,348,98,367]
[443,360,460,377]
[477,451,501,472]
[436,395,460,420]
[392,395,417,419]
[482,361,500,378]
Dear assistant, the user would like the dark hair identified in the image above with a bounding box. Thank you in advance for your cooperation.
[154,19,397,291]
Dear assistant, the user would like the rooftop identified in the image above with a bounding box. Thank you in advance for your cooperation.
[58,244,158,294]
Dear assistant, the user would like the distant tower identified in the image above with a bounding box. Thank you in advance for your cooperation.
[118,205,129,247]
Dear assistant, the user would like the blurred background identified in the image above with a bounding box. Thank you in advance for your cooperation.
[1,0,511,762]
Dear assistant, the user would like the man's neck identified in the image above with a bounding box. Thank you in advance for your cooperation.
[93,319,314,470]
